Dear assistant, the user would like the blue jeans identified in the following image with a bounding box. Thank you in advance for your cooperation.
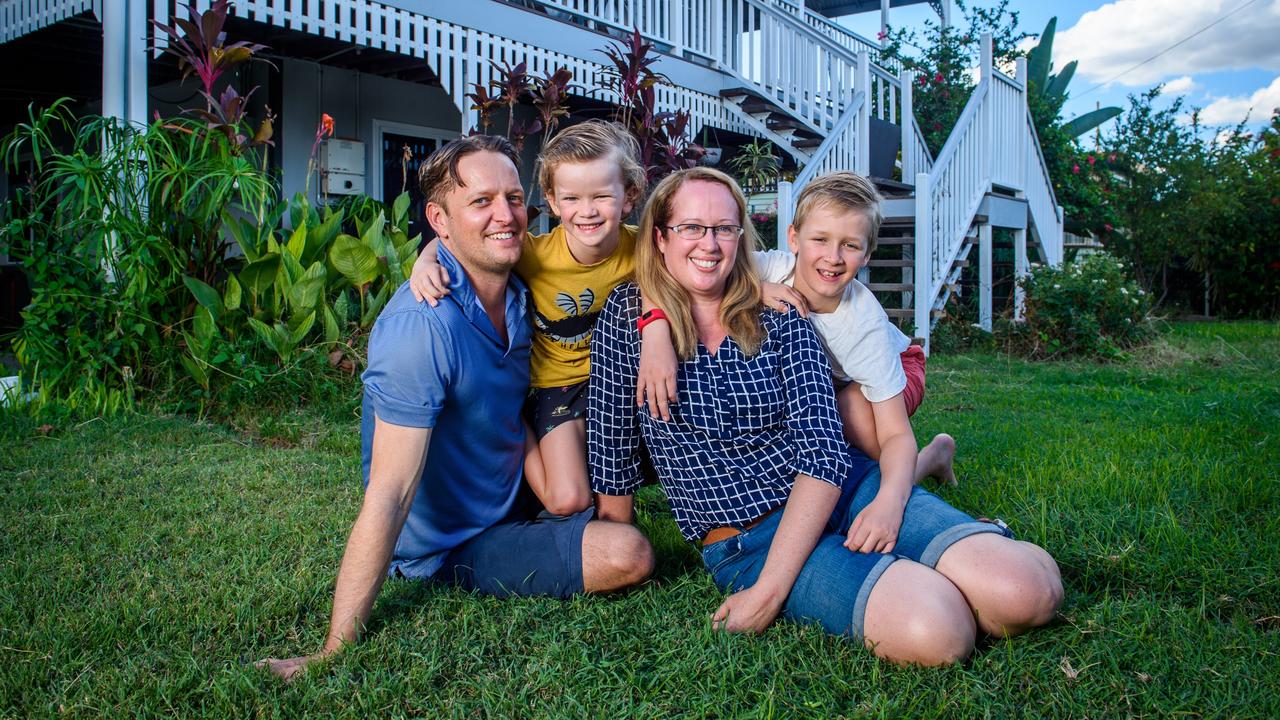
[699,465,1010,639]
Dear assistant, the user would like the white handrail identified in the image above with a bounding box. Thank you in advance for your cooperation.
[776,88,867,246]
[1024,107,1062,265]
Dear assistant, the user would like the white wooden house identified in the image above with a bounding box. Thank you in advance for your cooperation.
[0,0,1062,349]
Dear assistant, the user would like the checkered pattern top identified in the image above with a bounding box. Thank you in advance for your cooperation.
[588,282,851,542]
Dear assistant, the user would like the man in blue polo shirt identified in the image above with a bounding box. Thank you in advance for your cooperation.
[259,135,654,681]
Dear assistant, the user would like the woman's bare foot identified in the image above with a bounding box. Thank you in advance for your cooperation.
[916,433,957,486]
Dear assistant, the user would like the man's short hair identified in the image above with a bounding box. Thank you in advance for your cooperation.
[418,135,521,208]
[792,172,884,253]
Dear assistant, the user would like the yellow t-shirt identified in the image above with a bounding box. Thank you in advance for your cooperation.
[516,224,637,388]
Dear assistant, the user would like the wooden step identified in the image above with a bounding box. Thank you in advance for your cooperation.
[867,259,913,268]
[868,282,914,292]
[886,308,944,320]
[875,235,915,245]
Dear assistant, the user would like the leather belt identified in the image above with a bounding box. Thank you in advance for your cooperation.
[702,506,783,546]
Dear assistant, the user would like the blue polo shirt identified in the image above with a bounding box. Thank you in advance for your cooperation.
[360,244,532,579]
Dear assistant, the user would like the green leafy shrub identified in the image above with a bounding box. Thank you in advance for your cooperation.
[1002,252,1154,360]
[181,191,417,394]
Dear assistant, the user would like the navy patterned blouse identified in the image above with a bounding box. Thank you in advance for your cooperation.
[587,282,852,543]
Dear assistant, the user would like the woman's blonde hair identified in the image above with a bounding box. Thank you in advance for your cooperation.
[635,167,764,360]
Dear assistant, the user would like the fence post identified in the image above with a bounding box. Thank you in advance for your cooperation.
[1013,227,1028,321]
[669,0,685,58]
[776,180,794,251]
[1015,56,1028,190]
[978,223,993,331]
[914,172,932,354]
[980,32,993,187]
[856,50,871,176]
[1055,206,1065,266]
[712,0,724,62]
[899,68,914,179]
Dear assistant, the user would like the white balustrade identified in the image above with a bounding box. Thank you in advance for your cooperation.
[149,0,752,138]
[988,71,1023,189]
[0,0,95,42]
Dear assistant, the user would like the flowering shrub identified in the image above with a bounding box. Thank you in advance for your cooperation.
[1003,253,1154,360]
[750,212,777,248]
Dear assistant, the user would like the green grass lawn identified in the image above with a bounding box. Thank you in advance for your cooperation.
[2,321,1278,718]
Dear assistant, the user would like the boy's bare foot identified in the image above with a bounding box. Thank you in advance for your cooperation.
[918,433,958,486]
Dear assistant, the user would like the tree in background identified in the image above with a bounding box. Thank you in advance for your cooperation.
[1101,91,1279,317]
[1025,17,1121,236]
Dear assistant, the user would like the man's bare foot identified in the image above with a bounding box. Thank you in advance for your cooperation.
[918,433,957,486]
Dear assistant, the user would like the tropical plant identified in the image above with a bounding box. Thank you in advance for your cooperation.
[183,191,418,384]
[727,140,781,193]
[600,28,705,182]
[1025,17,1121,139]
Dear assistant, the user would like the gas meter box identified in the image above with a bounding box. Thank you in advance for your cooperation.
[319,139,366,195]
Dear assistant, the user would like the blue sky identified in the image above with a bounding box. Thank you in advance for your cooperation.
[837,0,1280,135]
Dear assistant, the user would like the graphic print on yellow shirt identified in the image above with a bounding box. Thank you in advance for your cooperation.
[515,224,636,388]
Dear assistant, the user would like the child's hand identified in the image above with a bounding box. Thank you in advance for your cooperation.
[761,282,809,317]
[844,494,906,554]
[409,247,450,306]
[637,320,678,421]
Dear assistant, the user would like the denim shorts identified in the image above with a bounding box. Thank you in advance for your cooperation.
[432,485,595,599]
[699,463,1011,639]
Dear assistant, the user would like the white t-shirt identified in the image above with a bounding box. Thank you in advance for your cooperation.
[755,249,911,403]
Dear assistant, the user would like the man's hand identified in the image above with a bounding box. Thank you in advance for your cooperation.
[711,582,786,634]
[409,245,450,305]
[255,650,334,682]
[761,282,809,317]
[844,494,906,554]
[637,320,678,420]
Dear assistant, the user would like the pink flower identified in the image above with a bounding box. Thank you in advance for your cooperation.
[934,72,944,83]
[877,30,887,41]
[1104,223,1113,232]
[1087,155,1096,166]
[1072,164,1080,174]
[1109,153,1117,163]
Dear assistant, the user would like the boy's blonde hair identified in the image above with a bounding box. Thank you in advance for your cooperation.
[635,167,764,360]
[792,171,884,253]
[536,120,647,208]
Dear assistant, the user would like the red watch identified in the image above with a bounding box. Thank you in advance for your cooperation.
[636,308,669,332]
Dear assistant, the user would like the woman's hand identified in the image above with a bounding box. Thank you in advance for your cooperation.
[637,319,678,420]
[844,494,906,554]
[761,282,809,317]
[711,582,786,634]
[409,245,450,305]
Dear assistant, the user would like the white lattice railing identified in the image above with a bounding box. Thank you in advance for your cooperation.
[988,71,1024,189]
[151,0,751,139]
[533,0,722,63]
[0,0,96,42]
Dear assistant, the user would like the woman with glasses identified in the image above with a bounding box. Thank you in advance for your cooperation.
[587,167,1061,664]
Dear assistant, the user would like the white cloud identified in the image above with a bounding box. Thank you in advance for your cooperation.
[1197,75,1280,124]
[1162,75,1200,95]
[1055,0,1280,88]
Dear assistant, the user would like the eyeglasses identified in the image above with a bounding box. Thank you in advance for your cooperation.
[664,223,745,241]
